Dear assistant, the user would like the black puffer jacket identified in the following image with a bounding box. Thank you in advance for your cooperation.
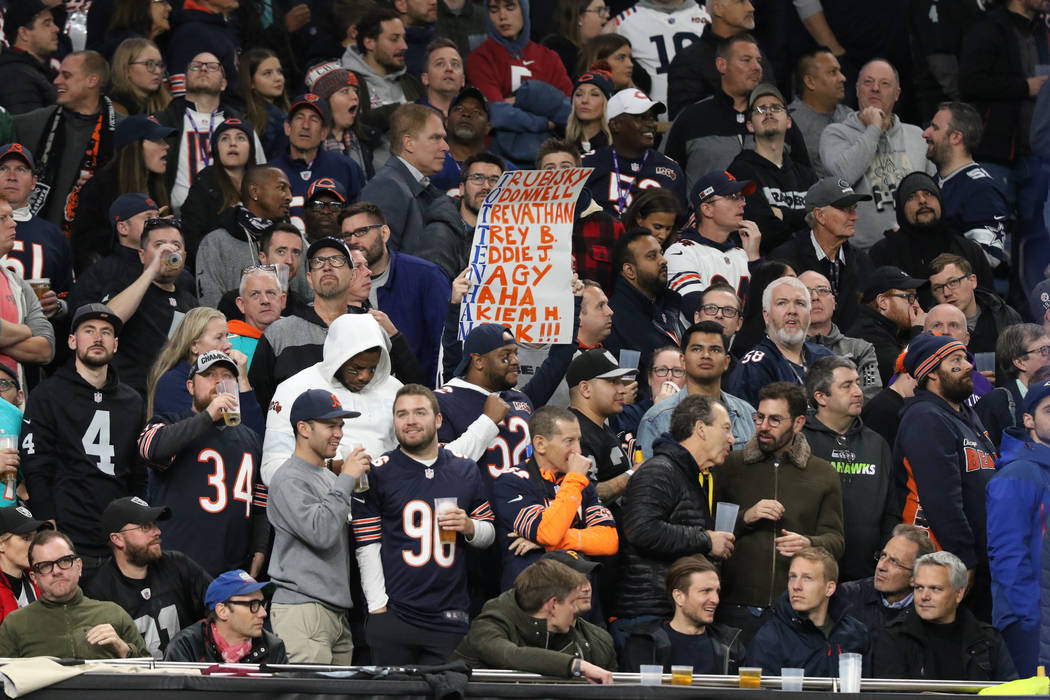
[164,619,288,664]
[0,47,56,115]
[615,437,715,619]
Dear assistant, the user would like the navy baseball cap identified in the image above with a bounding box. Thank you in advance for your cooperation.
[861,265,925,303]
[101,496,172,534]
[205,570,274,610]
[1030,279,1050,320]
[289,93,331,122]
[691,171,756,207]
[307,177,348,204]
[109,193,159,229]
[0,143,34,169]
[190,350,239,378]
[71,303,123,336]
[114,115,176,151]
[289,388,360,428]
[450,87,489,116]
[1024,379,1050,416]
[306,236,353,262]
[454,324,515,376]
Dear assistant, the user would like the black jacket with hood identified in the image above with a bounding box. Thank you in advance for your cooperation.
[727,148,817,254]
[0,47,56,115]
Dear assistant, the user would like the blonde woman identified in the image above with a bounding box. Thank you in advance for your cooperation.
[109,38,172,115]
[566,63,614,154]
[0,508,50,624]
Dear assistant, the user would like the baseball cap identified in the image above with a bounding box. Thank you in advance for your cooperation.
[71,303,123,336]
[289,93,331,122]
[109,193,159,229]
[565,349,637,388]
[691,170,757,207]
[100,496,172,534]
[4,1,50,45]
[289,388,361,427]
[190,350,239,378]
[1024,379,1050,416]
[306,177,347,204]
[306,236,353,262]
[0,143,34,169]
[606,88,666,121]
[747,82,786,112]
[454,324,515,376]
[1030,279,1050,320]
[211,117,253,148]
[450,87,489,117]
[805,177,873,212]
[0,506,52,536]
[542,549,600,574]
[902,333,968,383]
[113,115,176,151]
[0,362,19,390]
[205,570,274,610]
[861,265,925,303]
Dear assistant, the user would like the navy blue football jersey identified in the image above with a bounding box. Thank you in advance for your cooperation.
[938,163,1009,264]
[435,380,534,481]
[139,412,268,576]
[582,147,689,217]
[10,216,74,293]
[352,447,493,632]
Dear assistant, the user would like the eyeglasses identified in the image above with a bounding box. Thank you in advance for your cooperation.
[130,60,166,73]
[752,103,786,115]
[930,274,969,296]
[807,286,833,298]
[886,292,918,305]
[188,61,223,73]
[308,201,345,212]
[1020,344,1050,360]
[752,412,786,428]
[0,379,17,392]
[874,550,912,572]
[699,304,740,319]
[308,254,350,269]
[31,554,79,575]
[582,6,610,16]
[707,193,744,203]
[465,173,501,187]
[652,367,686,378]
[344,223,383,238]
[119,522,159,534]
[224,599,264,613]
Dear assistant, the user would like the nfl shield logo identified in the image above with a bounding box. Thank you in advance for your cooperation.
[93,392,102,403]
[301,171,312,181]
[424,468,434,479]
[141,588,151,600]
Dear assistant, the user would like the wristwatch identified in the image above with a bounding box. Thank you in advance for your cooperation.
[571,658,582,677]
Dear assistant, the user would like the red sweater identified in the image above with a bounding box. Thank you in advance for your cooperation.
[0,572,38,624]
[467,38,573,103]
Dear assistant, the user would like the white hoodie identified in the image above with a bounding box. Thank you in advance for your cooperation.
[261,314,402,484]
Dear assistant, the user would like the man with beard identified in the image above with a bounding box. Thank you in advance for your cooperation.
[301,178,347,243]
[728,276,832,407]
[928,253,1020,356]
[0,531,148,659]
[22,304,145,583]
[714,382,844,642]
[583,90,687,217]
[138,351,269,578]
[341,202,450,387]
[869,173,994,307]
[605,230,688,380]
[355,384,495,663]
[894,332,999,618]
[341,7,424,128]
[922,103,1010,271]
[270,95,365,221]
[430,89,515,192]
[267,388,371,664]
[923,303,994,406]
[86,497,212,659]
[802,356,898,582]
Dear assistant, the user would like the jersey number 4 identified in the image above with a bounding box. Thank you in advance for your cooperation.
[198,449,255,517]
[402,500,455,568]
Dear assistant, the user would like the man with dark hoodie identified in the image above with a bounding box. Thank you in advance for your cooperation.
[868,172,994,308]
[802,356,897,582]
[0,1,58,114]
[165,0,239,98]
[728,83,817,254]
[745,547,870,676]
[894,333,998,619]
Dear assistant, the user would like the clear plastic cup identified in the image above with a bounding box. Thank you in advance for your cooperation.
[216,378,240,426]
[435,497,458,543]
[715,502,739,533]
[838,653,861,693]
[639,664,662,686]
[781,667,804,691]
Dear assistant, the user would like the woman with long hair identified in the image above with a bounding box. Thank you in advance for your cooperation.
[70,115,175,272]
[103,0,172,58]
[622,187,684,248]
[238,48,290,159]
[180,119,257,264]
[305,62,376,179]
[577,34,647,93]
[542,0,610,78]
[566,63,614,154]
[147,308,258,427]
[109,38,171,115]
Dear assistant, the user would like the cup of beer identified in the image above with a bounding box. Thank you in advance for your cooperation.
[434,497,458,544]
[670,665,693,686]
[0,435,16,505]
[27,278,50,301]
[163,250,183,270]
[216,378,240,426]
[739,667,762,689]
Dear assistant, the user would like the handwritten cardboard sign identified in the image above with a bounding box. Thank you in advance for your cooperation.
[459,168,592,344]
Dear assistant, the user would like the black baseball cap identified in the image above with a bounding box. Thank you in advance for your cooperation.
[450,87,489,116]
[565,349,637,388]
[306,236,353,262]
[805,177,873,212]
[101,496,172,534]
[542,550,600,574]
[289,388,360,427]
[0,506,52,536]
[3,1,50,45]
[861,265,926,302]
[71,303,123,336]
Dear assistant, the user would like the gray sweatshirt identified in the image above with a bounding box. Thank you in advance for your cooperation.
[267,454,357,610]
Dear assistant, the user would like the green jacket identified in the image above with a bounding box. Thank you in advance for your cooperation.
[451,589,617,677]
[0,588,148,659]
